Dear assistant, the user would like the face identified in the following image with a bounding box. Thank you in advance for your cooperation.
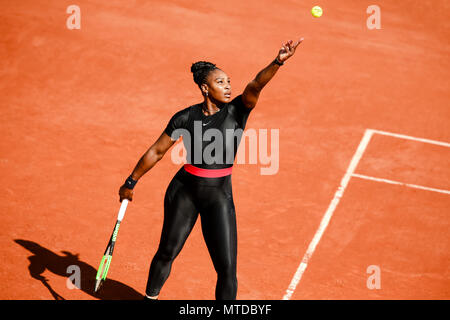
[202,69,232,103]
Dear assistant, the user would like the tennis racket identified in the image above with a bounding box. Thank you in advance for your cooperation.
[94,199,129,293]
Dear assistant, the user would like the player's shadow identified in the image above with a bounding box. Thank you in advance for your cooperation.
[14,239,143,300]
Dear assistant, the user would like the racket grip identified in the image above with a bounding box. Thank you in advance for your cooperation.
[118,199,128,221]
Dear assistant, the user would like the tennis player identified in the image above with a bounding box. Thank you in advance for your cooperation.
[119,38,303,300]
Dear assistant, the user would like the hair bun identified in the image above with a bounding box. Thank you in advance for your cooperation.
[191,61,216,74]
[190,61,218,86]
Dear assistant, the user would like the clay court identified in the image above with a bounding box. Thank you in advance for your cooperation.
[1,0,449,300]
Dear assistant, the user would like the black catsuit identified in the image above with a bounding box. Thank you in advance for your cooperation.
[145,95,252,300]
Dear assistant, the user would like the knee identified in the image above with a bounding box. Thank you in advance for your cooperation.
[155,246,178,262]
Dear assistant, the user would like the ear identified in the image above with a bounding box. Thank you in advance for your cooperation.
[200,83,209,96]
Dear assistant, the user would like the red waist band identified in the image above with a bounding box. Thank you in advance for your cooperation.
[183,164,232,178]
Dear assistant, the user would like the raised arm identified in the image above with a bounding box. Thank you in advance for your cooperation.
[242,38,304,110]
[119,131,175,202]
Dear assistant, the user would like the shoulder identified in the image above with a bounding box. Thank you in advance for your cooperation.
[164,104,197,138]
[171,105,192,120]
[168,104,198,127]
[226,94,253,129]
[229,94,244,108]
[227,94,252,116]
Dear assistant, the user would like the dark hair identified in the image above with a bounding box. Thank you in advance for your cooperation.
[191,61,218,87]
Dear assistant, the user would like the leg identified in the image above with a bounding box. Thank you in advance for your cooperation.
[200,189,238,300]
[145,178,198,297]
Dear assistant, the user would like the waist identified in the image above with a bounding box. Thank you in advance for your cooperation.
[183,164,232,178]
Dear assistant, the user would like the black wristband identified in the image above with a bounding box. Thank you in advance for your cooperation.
[274,58,284,66]
[124,175,137,190]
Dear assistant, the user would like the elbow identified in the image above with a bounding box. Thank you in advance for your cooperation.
[149,147,165,162]
[155,151,164,161]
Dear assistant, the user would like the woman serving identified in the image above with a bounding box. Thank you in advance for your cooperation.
[119,38,303,300]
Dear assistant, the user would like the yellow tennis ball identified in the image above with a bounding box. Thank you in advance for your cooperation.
[311,6,323,18]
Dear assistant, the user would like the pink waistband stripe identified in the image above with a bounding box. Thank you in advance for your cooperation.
[183,164,233,178]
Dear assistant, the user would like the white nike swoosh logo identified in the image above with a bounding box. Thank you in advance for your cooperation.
[202,122,210,126]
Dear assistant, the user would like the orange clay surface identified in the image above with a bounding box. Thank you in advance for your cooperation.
[1,0,449,300]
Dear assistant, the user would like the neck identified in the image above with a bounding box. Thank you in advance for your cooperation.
[202,98,221,116]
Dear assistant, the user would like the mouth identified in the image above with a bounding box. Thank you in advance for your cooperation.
[224,92,231,98]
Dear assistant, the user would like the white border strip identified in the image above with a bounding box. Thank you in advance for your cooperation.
[371,129,450,148]
[351,173,450,195]
[282,129,375,300]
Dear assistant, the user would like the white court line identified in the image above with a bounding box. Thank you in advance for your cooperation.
[282,128,450,300]
[282,129,375,300]
[351,173,450,195]
[371,129,450,148]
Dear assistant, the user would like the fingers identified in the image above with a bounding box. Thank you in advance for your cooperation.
[283,38,304,51]
[119,187,133,202]
[293,37,304,49]
[120,195,133,202]
[288,41,295,52]
[284,40,293,51]
[281,40,296,54]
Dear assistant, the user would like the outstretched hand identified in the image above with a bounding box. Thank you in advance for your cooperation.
[277,38,304,63]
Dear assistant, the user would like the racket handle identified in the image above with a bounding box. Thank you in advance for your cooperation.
[118,199,129,221]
